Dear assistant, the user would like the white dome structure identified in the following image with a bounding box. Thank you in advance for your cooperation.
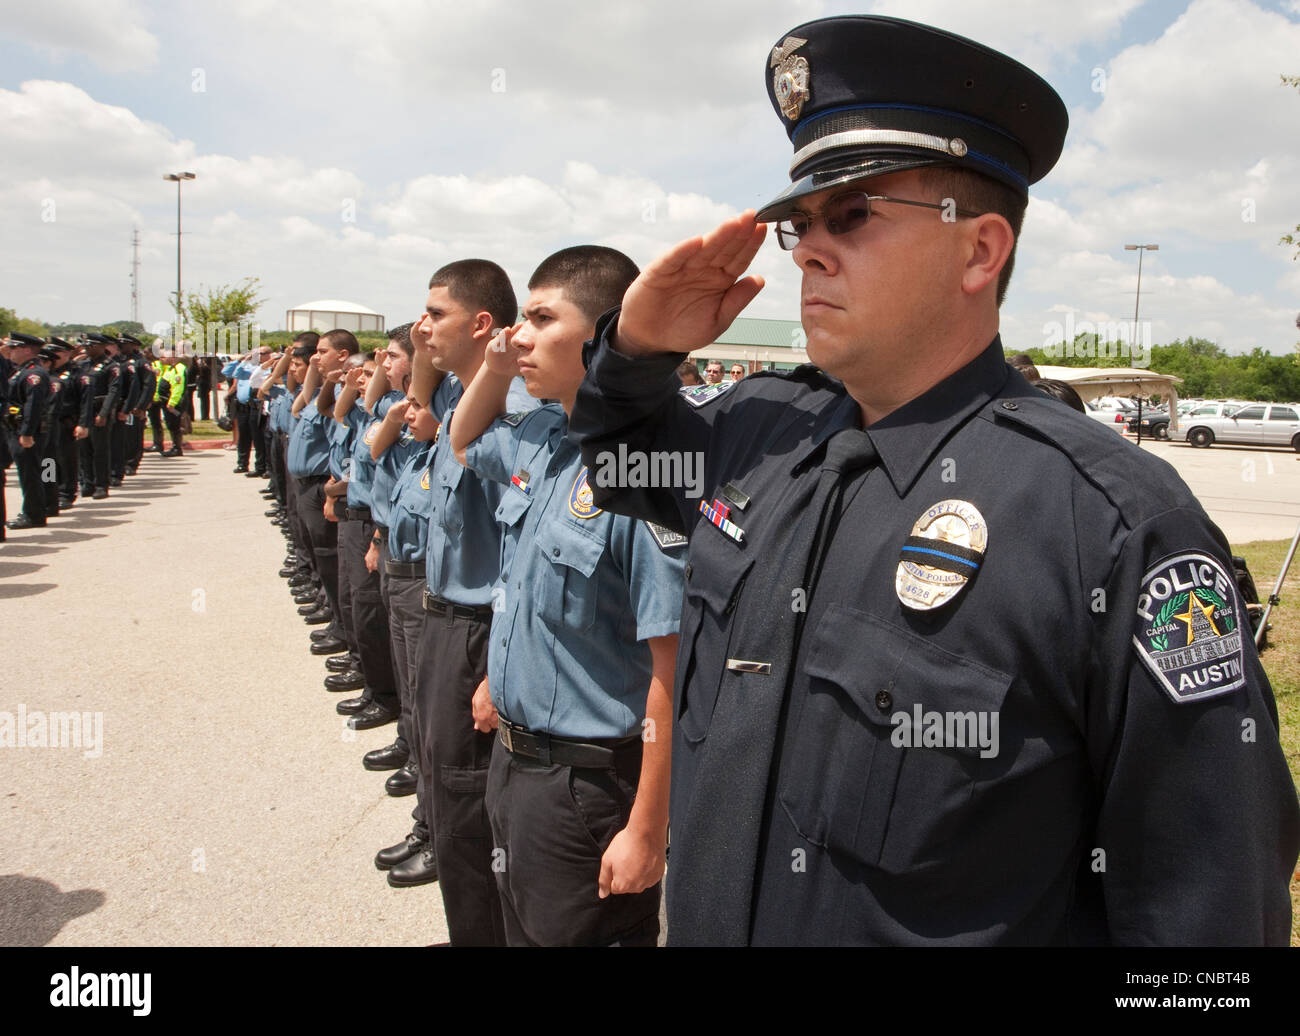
[286,299,385,334]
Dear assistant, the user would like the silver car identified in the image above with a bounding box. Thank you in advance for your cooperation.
[1181,402,1300,450]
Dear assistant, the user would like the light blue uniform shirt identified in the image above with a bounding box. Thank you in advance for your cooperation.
[286,392,332,478]
[347,406,379,510]
[425,377,536,607]
[370,391,418,529]
[328,403,363,482]
[267,384,289,434]
[386,442,434,564]
[465,404,687,740]
[222,358,258,405]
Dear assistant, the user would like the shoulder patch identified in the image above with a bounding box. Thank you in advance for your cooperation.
[645,521,688,551]
[27,373,41,386]
[502,411,528,427]
[1133,551,1246,704]
[680,382,734,408]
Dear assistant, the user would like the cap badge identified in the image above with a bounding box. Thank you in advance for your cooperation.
[895,500,987,611]
[770,35,810,122]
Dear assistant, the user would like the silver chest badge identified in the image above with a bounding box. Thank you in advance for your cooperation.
[896,500,988,611]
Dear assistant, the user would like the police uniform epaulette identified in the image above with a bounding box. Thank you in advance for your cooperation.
[743,363,834,388]
[985,392,1197,529]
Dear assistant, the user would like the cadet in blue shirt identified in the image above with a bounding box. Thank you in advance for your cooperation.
[222,349,264,473]
[380,259,535,940]
[451,246,685,947]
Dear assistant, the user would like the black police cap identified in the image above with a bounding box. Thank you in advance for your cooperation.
[118,333,143,347]
[86,332,111,345]
[8,332,46,348]
[48,336,75,350]
[757,16,1068,222]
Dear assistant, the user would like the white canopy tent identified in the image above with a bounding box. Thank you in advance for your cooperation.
[1035,365,1184,430]
[286,299,385,334]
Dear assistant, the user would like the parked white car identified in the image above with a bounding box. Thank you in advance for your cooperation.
[1180,402,1300,450]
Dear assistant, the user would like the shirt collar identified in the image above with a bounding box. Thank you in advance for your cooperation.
[866,335,1009,496]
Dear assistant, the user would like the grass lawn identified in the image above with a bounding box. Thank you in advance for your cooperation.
[186,418,231,441]
[1235,537,1300,946]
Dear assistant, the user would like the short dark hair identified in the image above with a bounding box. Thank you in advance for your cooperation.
[387,321,414,358]
[320,328,360,355]
[677,360,703,385]
[1031,378,1086,413]
[429,259,517,330]
[918,165,1027,307]
[528,246,639,324]
[292,331,320,349]
[292,343,315,361]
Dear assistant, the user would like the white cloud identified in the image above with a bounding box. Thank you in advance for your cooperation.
[1,0,159,71]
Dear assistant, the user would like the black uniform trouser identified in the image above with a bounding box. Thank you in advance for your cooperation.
[295,476,342,633]
[284,460,314,578]
[252,405,268,474]
[199,387,211,421]
[58,418,78,500]
[162,406,183,451]
[109,417,127,479]
[386,571,428,839]
[235,402,254,467]
[127,414,144,469]
[148,404,164,450]
[85,419,110,491]
[339,518,397,710]
[486,742,660,946]
[41,423,60,515]
[267,430,287,506]
[415,608,504,946]
[9,436,48,525]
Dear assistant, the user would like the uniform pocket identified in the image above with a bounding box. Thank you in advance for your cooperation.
[778,604,1011,874]
[677,529,754,744]
[533,524,604,632]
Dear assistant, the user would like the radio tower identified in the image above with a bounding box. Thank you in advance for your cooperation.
[130,228,141,324]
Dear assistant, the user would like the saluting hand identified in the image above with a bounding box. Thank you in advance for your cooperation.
[385,398,411,426]
[616,211,767,356]
[410,314,434,354]
[483,324,522,377]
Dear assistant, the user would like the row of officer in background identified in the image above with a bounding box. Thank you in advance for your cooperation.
[1,330,191,535]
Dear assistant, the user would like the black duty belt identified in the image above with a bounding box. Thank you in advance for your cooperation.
[297,474,328,486]
[385,559,423,578]
[497,718,641,769]
[343,506,371,522]
[422,591,493,621]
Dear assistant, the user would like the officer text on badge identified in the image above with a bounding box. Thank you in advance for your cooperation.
[1133,552,1246,703]
[592,445,705,499]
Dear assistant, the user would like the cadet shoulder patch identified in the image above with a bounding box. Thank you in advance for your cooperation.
[645,521,687,551]
[1133,551,1246,704]
[502,411,528,427]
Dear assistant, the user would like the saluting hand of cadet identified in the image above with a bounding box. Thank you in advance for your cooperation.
[616,211,767,356]
[343,366,366,391]
[324,368,345,385]
[470,677,498,733]
[410,314,434,355]
[483,325,522,376]
[382,398,411,427]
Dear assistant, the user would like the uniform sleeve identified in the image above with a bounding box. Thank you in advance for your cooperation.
[571,308,723,533]
[167,366,186,407]
[221,360,238,379]
[463,414,525,488]
[1086,505,1299,945]
[20,375,49,436]
[612,516,687,642]
[100,365,122,419]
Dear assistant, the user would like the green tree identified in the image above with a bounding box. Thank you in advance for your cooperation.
[175,277,265,331]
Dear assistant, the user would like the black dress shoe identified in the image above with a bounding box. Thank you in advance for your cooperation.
[265,508,283,517]
[163,447,184,457]
[109,477,123,487]
[324,669,365,692]
[303,609,332,626]
[279,565,297,578]
[92,489,109,500]
[349,702,399,730]
[387,846,438,887]
[58,496,75,508]
[233,464,248,473]
[336,696,368,715]
[311,637,348,656]
[288,576,315,590]
[297,600,323,615]
[5,515,45,530]
[363,738,410,772]
[386,761,419,797]
[293,591,317,606]
[309,626,337,642]
[246,469,265,478]
[375,833,426,871]
[325,655,355,673]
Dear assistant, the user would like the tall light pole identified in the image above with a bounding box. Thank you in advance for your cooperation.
[1125,243,1158,444]
[164,172,196,348]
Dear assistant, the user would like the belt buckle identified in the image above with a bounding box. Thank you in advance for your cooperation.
[498,724,513,754]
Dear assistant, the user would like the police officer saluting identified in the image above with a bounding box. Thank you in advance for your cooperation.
[4,332,53,529]
[570,15,1300,944]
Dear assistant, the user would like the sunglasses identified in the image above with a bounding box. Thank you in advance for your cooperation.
[774,192,980,250]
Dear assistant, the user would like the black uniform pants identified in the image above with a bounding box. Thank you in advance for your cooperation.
[295,476,342,633]
[148,403,165,450]
[41,423,60,515]
[386,571,428,839]
[109,416,126,479]
[9,437,47,525]
[84,419,110,492]
[162,406,183,451]
[127,414,144,469]
[58,418,78,500]
[284,460,314,579]
[235,402,263,469]
[486,743,660,946]
[268,429,287,506]
[414,609,503,945]
[339,518,397,711]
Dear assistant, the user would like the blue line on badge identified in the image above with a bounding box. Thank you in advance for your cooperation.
[901,545,980,569]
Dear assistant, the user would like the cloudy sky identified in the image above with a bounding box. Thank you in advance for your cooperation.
[2,0,1298,355]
